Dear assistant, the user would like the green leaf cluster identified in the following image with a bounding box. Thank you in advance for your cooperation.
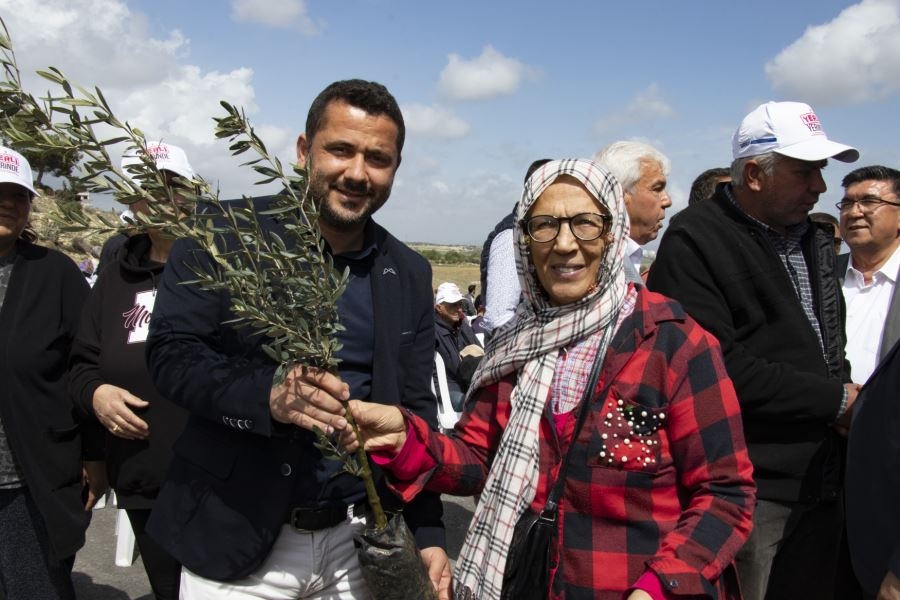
[0,18,346,376]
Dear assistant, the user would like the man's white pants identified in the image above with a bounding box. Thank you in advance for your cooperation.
[180,514,373,600]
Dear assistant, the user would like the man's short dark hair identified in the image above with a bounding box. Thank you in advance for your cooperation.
[305,79,405,158]
[841,165,900,196]
[809,212,839,228]
[688,167,730,205]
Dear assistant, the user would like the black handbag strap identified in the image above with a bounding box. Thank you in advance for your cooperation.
[542,353,608,516]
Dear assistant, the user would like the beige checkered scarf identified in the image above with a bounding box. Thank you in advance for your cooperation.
[454,159,629,599]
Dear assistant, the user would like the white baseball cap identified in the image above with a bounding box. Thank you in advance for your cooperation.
[732,101,858,163]
[121,141,196,184]
[0,146,37,195]
[435,282,464,305]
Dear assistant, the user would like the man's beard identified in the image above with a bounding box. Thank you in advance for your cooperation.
[309,170,380,230]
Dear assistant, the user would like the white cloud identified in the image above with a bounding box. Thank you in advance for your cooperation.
[230,0,320,34]
[437,45,532,101]
[402,104,471,138]
[593,84,674,134]
[0,0,290,200]
[379,167,516,244]
[766,0,900,105]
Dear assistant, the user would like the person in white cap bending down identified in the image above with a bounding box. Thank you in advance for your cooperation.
[647,101,860,600]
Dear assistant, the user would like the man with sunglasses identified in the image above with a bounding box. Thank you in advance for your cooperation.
[839,166,900,600]
[647,101,859,600]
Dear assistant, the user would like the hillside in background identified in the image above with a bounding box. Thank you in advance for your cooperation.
[29,192,120,272]
[28,193,483,289]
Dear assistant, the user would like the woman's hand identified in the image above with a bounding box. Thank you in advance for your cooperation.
[82,460,108,511]
[343,400,407,454]
[92,384,149,440]
[625,590,653,600]
[420,546,452,600]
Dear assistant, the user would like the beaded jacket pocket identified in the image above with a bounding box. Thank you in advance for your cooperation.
[586,390,667,472]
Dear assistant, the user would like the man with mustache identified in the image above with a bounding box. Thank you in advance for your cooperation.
[145,80,448,600]
[593,140,672,283]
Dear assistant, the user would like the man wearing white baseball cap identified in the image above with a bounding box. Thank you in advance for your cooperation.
[433,282,483,411]
[648,101,858,600]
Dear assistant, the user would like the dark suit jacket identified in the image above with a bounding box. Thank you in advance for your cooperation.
[145,202,443,581]
[0,241,92,560]
[846,337,900,595]
[837,252,900,364]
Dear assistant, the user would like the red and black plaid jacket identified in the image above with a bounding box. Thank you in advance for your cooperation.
[395,289,755,598]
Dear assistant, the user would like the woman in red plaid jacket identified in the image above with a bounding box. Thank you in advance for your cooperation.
[348,159,756,600]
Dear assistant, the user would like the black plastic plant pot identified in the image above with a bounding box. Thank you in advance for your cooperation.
[355,512,439,600]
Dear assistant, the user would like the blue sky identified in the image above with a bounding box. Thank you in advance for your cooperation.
[3,0,899,245]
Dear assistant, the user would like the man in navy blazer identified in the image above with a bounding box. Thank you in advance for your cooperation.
[146,80,448,599]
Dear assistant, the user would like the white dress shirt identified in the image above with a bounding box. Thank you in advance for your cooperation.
[842,245,900,384]
[626,237,644,277]
[482,228,521,331]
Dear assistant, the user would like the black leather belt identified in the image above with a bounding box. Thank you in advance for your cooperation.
[286,504,365,532]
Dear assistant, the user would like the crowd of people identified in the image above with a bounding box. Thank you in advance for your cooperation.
[0,79,897,600]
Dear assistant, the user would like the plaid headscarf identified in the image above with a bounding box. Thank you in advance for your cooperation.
[454,159,629,599]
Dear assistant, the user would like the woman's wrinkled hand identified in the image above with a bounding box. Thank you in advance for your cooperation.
[341,400,407,454]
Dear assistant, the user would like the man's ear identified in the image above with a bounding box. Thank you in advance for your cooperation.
[296,133,310,166]
[744,161,765,192]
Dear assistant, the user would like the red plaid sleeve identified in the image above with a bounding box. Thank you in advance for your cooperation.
[386,377,517,500]
[644,317,755,596]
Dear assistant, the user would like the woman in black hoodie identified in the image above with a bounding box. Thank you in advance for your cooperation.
[69,142,194,600]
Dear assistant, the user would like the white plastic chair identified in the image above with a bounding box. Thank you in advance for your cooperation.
[431,352,462,433]
[114,505,137,567]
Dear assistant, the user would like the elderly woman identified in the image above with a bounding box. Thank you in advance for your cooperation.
[68,142,193,600]
[0,145,101,599]
[348,159,755,599]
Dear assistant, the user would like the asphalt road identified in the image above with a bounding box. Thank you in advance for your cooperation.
[72,495,476,599]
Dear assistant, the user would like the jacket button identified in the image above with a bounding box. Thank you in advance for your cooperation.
[668,579,679,589]
[280,464,292,476]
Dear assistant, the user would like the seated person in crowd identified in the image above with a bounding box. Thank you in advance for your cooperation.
[434,282,483,410]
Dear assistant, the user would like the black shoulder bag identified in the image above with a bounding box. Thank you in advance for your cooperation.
[500,356,607,600]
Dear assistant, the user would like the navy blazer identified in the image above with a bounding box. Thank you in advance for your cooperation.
[145,202,443,581]
[846,337,900,595]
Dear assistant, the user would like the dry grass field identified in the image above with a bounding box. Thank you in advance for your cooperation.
[430,263,481,296]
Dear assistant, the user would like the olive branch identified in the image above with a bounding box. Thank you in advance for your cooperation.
[0,18,390,529]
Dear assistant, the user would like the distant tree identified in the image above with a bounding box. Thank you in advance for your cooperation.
[1,112,82,188]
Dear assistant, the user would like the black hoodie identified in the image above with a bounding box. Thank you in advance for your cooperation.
[69,233,188,509]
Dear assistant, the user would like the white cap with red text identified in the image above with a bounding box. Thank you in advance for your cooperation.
[732,101,858,163]
[121,141,196,184]
[0,146,37,195]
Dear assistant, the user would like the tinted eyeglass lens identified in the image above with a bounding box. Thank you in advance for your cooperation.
[528,216,560,242]
[570,213,606,240]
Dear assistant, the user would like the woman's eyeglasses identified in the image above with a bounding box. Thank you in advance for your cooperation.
[521,212,612,243]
